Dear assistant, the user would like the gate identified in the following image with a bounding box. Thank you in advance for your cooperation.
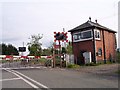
[0,55,53,69]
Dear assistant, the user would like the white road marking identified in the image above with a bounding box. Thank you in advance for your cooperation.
[10,69,49,89]
[2,66,46,70]
[3,68,39,88]
[0,78,21,82]
[3,68,50,89]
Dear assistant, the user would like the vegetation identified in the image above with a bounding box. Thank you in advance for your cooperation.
[66,41,73,54]
[61,47,67,54]
[85,63,98,66]
[50,41,73,55]
[0,60,7,63]
[0,43,19,55]
[116,52,120,63]
[27,34,43,56]
[39,58,46,63]
[67,64,80,68]
[41,48,52,56]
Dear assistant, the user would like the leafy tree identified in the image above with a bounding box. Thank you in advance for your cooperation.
[1,43,19,55]
[7,44,19,55]
[42,48,52,56]
[1,43,7,55]
[61,47,67,54]
[48,41,73,55]
[66,41,73,55]
[27,34,43,56]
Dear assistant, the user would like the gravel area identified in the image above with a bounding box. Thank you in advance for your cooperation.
[78,63,119,74]
[69,63,119,80]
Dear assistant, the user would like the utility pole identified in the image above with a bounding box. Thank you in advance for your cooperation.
[59,41,62,68]
[22,42,24,56]
[53,45,55,68]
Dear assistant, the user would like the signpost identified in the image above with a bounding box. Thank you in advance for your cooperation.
[53,29,68,68]
[18,42,26,56]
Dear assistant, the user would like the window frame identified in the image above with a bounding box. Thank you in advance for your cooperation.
[73,29,93,42]
[98,48,102,56]
[94,29,101,40]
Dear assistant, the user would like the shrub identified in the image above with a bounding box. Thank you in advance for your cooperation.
[55,58,61,66]
[106,61,113,64]
[67,64,80,68]
[39,58,46,63]
[85,63,98,66]
[45,59,52,66]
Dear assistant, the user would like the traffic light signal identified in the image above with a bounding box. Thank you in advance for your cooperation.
[54,32,68,42]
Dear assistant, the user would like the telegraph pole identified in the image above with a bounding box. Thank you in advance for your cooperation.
[22,42,24,56]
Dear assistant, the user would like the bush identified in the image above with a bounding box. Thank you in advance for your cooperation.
[85,63,98,66]
[55,58,61,66]
[67,64,80,68]
[39,58,46,63]
[45,59,52,66]
[106,61,113,64]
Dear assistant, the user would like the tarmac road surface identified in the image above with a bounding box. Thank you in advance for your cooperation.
[1,66,118,89]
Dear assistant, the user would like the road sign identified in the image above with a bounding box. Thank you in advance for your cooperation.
[54,32,68,42]
[19,47,26,52]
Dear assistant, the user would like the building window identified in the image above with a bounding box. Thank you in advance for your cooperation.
[95,30,100,39]
[98,48,102,56]
[81,31,92,39]
[73,30,92,42]
[73,33,80,40]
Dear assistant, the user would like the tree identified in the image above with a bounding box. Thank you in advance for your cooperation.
[1,43,7,55]
[27,34,43,56]
[66,41,73,55]
[42,48,52,56]
[1,43,19,55]
[61,47,67,54]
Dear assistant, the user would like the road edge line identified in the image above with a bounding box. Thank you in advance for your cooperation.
[0,78,21,82]
[3,68,39,88]
[11,69,49,89]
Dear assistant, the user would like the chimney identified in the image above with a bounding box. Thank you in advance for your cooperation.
[95,19,97,23]
[89,17,91,21]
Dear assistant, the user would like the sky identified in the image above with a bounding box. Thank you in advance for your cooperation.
[0,0,119,55]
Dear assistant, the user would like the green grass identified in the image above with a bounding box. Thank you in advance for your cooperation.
[1,60,8,63]
[84,61,114,66]
[39,58,46,63]
[67,64,80,68]
[85,63,99,66]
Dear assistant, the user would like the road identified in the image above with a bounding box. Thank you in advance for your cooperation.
[1,64,118,89]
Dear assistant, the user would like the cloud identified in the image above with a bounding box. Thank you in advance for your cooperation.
[1,0,118,49]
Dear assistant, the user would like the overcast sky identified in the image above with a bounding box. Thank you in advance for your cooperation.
[0,0,119,54]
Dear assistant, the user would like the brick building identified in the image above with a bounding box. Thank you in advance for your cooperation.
[68,19,117,64]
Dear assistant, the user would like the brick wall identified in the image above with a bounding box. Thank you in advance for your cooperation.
[72,40,94,64]
[96,30,116,62]
[104,31,116,61]
[71,29,116,64]
[95,30,104,61]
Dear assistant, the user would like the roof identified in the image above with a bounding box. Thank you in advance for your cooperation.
[68,20,117,33]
